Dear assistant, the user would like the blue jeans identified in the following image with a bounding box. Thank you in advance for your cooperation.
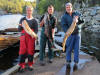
[66,34,80,63]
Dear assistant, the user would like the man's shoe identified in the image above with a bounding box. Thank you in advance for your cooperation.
[73,63,78,71]
[66,61,71,69]
[48,59,53,63]
[28,66,34,71]
[66,67,71,75]
[66,63,71,69]
[40,61,45,66]
[18,67,25,73]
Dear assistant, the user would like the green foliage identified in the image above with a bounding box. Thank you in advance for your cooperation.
[38,0,53,14]
[37,0,100,14]
[0,0,36,14]
[37,0,71,14]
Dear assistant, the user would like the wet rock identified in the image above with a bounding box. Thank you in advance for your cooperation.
[81,6,100,33]
[97,9,100,14]
[90,9,96,16]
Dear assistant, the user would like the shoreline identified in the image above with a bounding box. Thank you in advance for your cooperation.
[73,59,100,75]
[2,51,98,75]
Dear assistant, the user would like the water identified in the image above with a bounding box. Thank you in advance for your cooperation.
[0,14,23,74]
[0,42,19,74]
[0,14,23,30]
[81,30,100,62]
[56,59,91,75]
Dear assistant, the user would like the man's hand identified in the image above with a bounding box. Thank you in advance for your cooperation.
[65,31,70,37]
[31,33,38,39]
[34,34,38,39]
[40,20,44,27]
[73,16,78,23]
[52,29,55,39]
[19,24,22,26]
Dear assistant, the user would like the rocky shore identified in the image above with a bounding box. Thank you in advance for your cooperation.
[81,6,100,33]
[73,59,100,75]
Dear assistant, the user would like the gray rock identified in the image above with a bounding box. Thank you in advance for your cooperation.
[90,9,96,16]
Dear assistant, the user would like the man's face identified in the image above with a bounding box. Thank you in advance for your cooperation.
[26,8,33,15]
[48,7,54,15]
[66,5,72,14]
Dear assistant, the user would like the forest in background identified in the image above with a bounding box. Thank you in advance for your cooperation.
[38,0,100,14]
[0,0,100,14]
[0,0,36,14]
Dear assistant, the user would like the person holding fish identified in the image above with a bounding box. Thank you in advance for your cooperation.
[61,2,84,70]
[39,5,57,66]
[18,6,38,72]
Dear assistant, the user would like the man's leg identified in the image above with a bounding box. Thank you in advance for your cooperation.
[18,35,27,72]
[73,34,80,63]
[39,29,47,65]
[66,35,74,63]
[27,35,35,70]
[48,39,54,63]
[19,54,27,69]
[27,54,34,71]
[73,34,80,70]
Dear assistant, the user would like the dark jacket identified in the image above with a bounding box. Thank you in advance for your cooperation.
[18,17,38,34]
[61,11,84,34]
[40,14,57,29]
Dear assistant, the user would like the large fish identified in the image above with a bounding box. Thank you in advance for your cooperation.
[22,20,37,39]
[42,13,55,48]
[62,17,78,52]
[43,13,53,42]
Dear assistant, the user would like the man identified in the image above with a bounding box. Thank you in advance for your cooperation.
[39,5,57,66]
[18,6,38,72]
[61,3,84,70]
